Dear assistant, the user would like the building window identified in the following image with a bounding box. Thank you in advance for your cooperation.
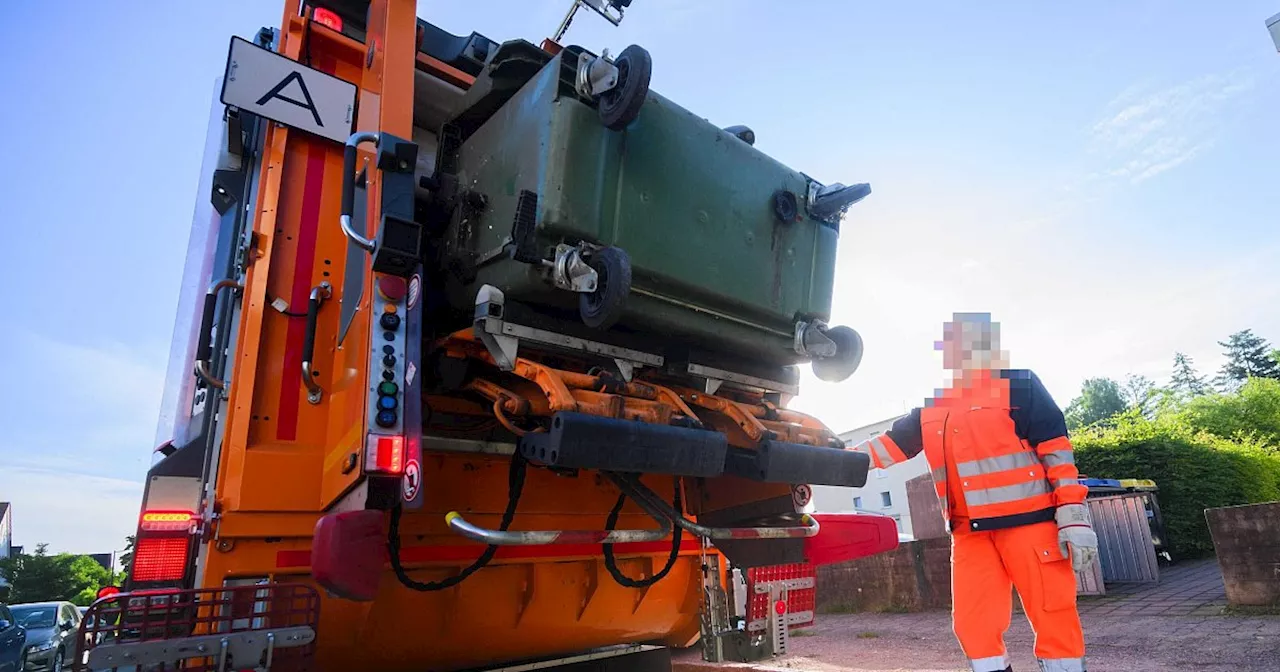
[853,496,863,509]
[880,492,893,508]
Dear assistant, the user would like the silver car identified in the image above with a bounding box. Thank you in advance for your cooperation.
[9,602,79,672]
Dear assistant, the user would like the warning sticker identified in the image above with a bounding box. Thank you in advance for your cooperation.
[791,483,812,509]
[402,460,421,502]
[407,274,421,310]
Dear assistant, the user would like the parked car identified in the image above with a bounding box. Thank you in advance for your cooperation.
[9,602,79,672]
[0,605,26,672]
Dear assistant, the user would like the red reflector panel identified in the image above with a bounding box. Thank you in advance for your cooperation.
[746,563,816,632]
[132,537,189,583]
[139,510,195,533]
[367,434,405,474]
[313,7,343,31]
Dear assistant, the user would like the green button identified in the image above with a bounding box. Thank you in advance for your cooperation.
[378,381,399,396]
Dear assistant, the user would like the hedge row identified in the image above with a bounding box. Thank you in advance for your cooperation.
[1072,417,1280,557]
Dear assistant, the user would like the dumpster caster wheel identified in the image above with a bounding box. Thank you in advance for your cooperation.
[599,45,652,131]
[812,326,863,382]
[579,246,631,330]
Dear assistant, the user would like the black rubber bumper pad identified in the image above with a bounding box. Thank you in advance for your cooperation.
[725,440,870,487]
[519,412,727,477]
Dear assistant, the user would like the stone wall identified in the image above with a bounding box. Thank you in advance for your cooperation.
[816,537,952,613]
[1206,501,1280,607]
[905,473,947,540]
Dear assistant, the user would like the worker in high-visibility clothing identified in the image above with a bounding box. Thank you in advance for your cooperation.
[851,313,1098,672]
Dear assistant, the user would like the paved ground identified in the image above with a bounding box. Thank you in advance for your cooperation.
[674,559,1279,672]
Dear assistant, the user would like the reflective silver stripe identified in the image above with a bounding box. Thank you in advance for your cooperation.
[868,437,895,468]
[1041,450,1075,468]
[1055,478,1080,488]
[969,655,1011,672]
[964,479,1051,506]
[956,451,1039,477]
[1036,658,1085,672]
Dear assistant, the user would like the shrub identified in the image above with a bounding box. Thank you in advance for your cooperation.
[1072,416,1280,557]
[1170,378,1280,450]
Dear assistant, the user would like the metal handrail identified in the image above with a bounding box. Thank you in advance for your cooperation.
[300,282,332,404]
[611,474,820,540]
[193,279,244,390]
[444,508,671,546]
[339,131,379,252]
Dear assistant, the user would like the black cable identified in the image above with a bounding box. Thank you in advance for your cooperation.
[265,294,309,318]
[388,451,527,591]
[602,478,684,589]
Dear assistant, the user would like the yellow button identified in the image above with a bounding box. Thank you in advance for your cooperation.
[383,304,397,315]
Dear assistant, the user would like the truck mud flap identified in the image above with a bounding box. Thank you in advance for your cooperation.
[725,440,870,487]
[518,412,727,477]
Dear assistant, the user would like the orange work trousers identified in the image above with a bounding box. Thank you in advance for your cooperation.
[951,521,1085,670]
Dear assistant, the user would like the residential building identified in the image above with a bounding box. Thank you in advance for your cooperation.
[810,416,928,538]
[0,502,11,588]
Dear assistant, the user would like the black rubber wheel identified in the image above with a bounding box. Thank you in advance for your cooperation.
[598,45,652,131]
[812,326,864,382]
[579,246,631,330]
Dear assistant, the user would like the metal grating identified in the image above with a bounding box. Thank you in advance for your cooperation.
[745,563,815,632]
[74,583,319,672]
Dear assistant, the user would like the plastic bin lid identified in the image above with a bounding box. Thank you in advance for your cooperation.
[1119,478,1158,490]
[1081,478,1123,489]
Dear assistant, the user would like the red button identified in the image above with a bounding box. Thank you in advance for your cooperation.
[377,276,407,301]
[774,600,787,615]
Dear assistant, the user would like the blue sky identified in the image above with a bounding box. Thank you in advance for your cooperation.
[0,1,1277,553]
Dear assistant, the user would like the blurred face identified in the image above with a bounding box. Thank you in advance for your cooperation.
[935,315,1000,371]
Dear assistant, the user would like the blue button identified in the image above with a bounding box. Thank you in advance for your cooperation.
[375,409,397,428]
[378,395,398,411]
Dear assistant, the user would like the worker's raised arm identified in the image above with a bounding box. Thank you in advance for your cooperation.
[1008,370,1088,506]
[850,407,924,469]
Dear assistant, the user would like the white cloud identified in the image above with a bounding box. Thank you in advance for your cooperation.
[0,466,142,556]
[1089,72,1253,183]
[0,335,164,555]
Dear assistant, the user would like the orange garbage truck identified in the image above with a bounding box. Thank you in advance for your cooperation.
[79,2,898,671]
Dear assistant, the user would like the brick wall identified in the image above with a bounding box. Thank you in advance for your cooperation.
[816,537,952,613]
[1206,501,1280,607]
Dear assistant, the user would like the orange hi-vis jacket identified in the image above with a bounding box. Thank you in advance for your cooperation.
[859,369,1087,533]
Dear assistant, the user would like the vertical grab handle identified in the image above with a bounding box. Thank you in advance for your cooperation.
[194,279,244,390]
[340,131,380,252]
[301,282,333,404]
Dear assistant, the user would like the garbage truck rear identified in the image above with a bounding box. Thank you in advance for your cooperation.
[76,2,895,670]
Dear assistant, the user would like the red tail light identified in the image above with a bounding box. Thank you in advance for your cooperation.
[131,509,195,584]
[313,7,343,32]
[131,537,189,583]
[366,434,405,475]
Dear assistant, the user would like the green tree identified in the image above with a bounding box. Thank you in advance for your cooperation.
[0,544,114,606]
[1065,377,1130,430]
[1169,352,1209,399]
[1123,374,1159,418]
[1215,329,1280,392]
[118,535,134,582]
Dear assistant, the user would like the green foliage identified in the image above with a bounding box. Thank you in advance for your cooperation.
[1073,415,1280,557]
[0,543,114,605]
[1215,329,1280,392]
[1065,377,1129,430]
[1169,378,1280,449]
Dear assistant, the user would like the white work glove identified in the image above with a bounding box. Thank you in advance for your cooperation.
[1055,503,1099,573]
